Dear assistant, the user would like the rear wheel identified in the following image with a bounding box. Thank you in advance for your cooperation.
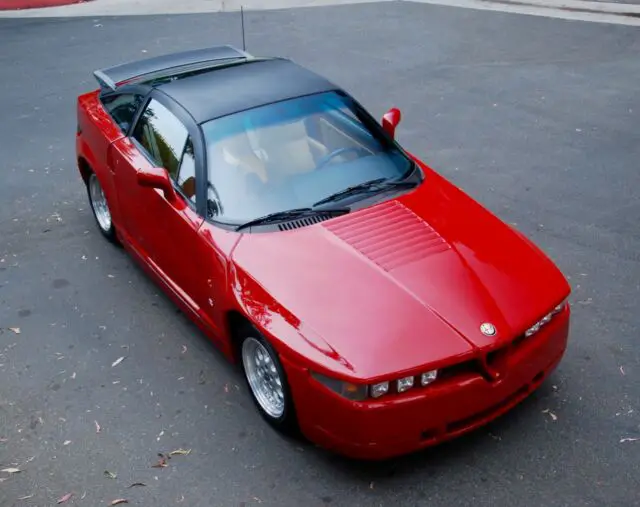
[87,172,117,243]
[238,323,297,434]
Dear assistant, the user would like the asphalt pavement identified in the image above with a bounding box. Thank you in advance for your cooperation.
[0,3,639,506]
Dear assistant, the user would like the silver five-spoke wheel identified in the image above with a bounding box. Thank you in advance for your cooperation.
[242,337,285,419]
[88,173,112,233]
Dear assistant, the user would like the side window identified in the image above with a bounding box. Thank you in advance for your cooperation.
[101,93,143,133]
[132,99,188,180]
[132,99,197,204]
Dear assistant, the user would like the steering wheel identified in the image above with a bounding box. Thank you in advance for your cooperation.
[316,146,368,170]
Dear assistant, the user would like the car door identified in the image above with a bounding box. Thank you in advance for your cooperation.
[111,95,210,321]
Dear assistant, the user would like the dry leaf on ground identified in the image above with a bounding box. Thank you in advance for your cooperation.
[151,456,167,468]
[169,448,191,456]
[127,482,146,488]
[57,492,73,504]
[111,356,125,367]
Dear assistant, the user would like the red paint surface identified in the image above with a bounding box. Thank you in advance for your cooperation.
[0,0,88,11]
[76,85,572,459]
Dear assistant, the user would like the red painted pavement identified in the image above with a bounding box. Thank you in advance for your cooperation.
[0,0,90,10]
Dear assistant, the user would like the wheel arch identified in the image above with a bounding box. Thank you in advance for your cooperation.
[225,309,253,363]
[78,155,93,184]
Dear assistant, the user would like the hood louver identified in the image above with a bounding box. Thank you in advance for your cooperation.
[324,201,451,271]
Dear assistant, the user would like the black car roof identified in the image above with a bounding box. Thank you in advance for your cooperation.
[156,57,339,124]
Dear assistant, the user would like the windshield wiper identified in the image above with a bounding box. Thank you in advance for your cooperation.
[312,177,417,207]
[235,207,349,232]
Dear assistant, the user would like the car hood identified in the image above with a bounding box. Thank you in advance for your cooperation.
[231,172,570,379]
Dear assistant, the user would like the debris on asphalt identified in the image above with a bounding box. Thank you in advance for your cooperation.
[169,448,191,457]
[95,420,101,433]
[104,470,117,479]
[620,366,625,375]
[157,430,164,441]
[17,494,34,500]
[620,437,639,443]
[111,356,125,368]
[151,454,168,468]
[1,467,21,474]
[542,409,558,421]
[181,345,187,354]
[8,327,21,334]
[63,440,72,446]
[127,482,147,488]
[109,499,129,505]
[57,492,73,504]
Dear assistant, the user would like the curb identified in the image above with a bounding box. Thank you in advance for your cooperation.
[0,0,89,11]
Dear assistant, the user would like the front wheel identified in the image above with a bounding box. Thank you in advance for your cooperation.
[239,324,297,434]
[87,172,118,244]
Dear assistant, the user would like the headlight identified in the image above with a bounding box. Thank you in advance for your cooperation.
[525,299,568,337]
[421,370,438,385]
[370,381,389,398]
[311,372,368,401]
[397,376,414,393]
[313,369,439,401]
[553,299,568,314]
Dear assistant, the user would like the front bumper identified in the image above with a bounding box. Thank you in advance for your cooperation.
[283,306,570,460]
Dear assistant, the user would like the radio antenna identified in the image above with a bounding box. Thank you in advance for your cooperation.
[240,5,246,51]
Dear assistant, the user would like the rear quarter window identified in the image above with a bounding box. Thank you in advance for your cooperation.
[100,93,144,133]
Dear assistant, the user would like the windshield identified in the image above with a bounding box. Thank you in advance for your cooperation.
[202,91,415,223]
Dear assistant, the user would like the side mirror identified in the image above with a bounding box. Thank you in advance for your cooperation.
[137,166,178,204]
[382,108,402,139]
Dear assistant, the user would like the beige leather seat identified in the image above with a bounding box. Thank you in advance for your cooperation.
[215,130,268,183]
[253,119,327,176]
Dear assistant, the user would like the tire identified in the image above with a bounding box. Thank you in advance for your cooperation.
[238,322,298,434]
[86,172,118,244]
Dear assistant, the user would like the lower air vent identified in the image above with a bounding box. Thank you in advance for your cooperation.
[278,214,334,231]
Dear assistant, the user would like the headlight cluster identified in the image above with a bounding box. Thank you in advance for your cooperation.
[525,299,568,337]
[370,369,438,398]
[312,369,438,401]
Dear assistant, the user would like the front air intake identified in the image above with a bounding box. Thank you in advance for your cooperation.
[277,214,334,231]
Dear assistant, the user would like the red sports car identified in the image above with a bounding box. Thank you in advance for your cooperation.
[76,45,571,460]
